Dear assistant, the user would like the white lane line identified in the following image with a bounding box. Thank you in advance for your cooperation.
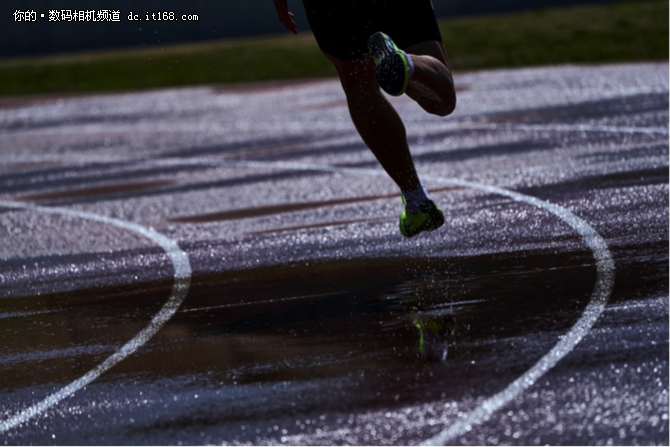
[216,160,615,445]
[419,176,615,445]
[0,200,191,433]
[0,121,666,165]
[0,156,616,441]
[465,123,669,135]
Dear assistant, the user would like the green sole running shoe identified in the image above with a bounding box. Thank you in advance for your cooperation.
[399,196,445,238]
[367,31,413,96]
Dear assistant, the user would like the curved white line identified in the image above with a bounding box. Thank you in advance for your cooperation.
[419,176,615,445]
[0,159,615,442]
[0,201,191,433]
[213,160,615,445]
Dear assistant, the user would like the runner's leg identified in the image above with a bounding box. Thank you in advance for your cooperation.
[303,0,448,235]
[325,52,422,192]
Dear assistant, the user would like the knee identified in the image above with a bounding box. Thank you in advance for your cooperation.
[432,89,456,117]
[327,52,378,94]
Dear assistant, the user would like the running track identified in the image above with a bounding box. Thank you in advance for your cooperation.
[0,62,667,445]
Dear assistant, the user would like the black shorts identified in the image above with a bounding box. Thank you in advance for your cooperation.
[302,0,443,61]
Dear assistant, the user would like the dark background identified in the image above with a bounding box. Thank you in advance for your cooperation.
[3,0,627,58]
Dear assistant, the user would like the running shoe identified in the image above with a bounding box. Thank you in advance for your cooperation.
[399,196,445,238]
[367,31,413,96]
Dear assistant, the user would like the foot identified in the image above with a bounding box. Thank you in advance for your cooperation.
[367,31,414,96]
[399,196,445,237]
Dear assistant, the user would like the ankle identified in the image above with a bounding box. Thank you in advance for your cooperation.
[402,185,430,213]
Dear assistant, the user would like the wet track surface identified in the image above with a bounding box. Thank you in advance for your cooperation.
[0,63,668,445]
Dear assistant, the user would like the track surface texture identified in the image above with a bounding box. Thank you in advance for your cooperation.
[0,63,668,445]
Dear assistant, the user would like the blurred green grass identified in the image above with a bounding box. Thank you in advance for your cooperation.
[0,0,666,96]
[441,0,668,68]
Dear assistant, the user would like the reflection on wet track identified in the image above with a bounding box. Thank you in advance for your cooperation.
[0,63,667,445]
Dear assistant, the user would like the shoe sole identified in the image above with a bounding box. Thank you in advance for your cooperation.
[368,33,410,96]
[376,52,409,96]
